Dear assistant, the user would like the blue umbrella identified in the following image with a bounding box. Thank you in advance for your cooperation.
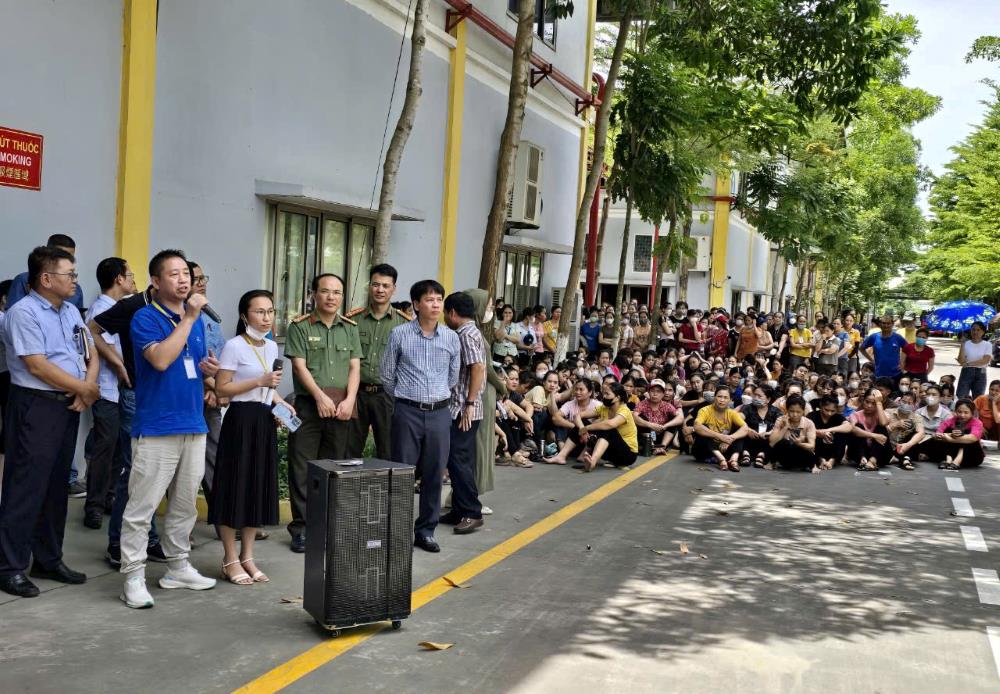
[925,300,996,333]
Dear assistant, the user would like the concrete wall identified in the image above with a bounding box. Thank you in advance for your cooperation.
[0,0,122,299]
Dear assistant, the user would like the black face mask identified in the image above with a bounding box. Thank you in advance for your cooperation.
[601,396,616,407]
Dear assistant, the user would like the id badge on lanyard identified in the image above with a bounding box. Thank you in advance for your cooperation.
[183,354,198,379]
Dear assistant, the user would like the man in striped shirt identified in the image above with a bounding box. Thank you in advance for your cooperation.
[440,292,486,535]
[381,280,460,553]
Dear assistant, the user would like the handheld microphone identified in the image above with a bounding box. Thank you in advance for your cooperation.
[272,358,284,372]
[201,304,222,323]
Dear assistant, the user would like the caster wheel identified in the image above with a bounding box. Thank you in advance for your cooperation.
[391,620,402,630]
[330,629,341,638]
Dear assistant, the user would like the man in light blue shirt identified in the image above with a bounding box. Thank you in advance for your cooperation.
[0,246,99,599]
[81,258,136,531]
[6,234,84,313]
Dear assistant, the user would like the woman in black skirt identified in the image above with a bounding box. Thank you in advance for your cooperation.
[212,290,293,585]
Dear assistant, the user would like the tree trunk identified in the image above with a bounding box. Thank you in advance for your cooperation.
[775,256,789,313]
[476,0,536,296]
[554,13,633,364]
[650,212,676,320]
[611,195,634,355]
[793,259,808,313]
[593,193,611,297]
[372,0,427,264]
[676,217,693,303]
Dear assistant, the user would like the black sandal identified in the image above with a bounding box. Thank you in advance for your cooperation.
[900,456,914,470]
[753,452,767,468]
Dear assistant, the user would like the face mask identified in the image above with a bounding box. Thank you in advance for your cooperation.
[575,368,586,377]
[848,381,860,389]
[714,370,725,378]
[601,396,616,407]
[767,380,779,388]
[605,318,614,326]
[752,398,765,407]
[703,391,716,402]
[742,394,754,405]
[899,385,909,393]
[675,386,686,397]
[666,358,676,366]
[898,404,914,414]
[790,320,798,326]
[926,396,939,406]
[941,397,953,405]
[482,308,494,323]
[536,370,547,380]
[639,317,648,324]
[735,321,744,328]
[916,337,927,346]
[244,324,269,341]
[589,316,598,324]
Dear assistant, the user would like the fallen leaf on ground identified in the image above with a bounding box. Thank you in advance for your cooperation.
[280,596,303,604]
[839,519,851,524]
[697,466,710,471]
[717,510,730,516]
[722,483,737,489]
[679,542,690,555]
[548,498,558,502]
[650,549,670,556]
[418,642,454,651]
[907,491,919,495]
[442,576,470,589]
[698,554,709,560]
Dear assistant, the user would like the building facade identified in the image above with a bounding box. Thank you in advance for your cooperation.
[1,0,595,332]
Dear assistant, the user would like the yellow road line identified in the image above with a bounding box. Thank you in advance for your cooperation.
[235,452,676,693]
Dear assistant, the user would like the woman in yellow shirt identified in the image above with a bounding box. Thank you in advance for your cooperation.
[541,306,561,353]
[574,381,638,472]
[693,385,751,471]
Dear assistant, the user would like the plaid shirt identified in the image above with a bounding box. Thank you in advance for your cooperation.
[381,319,460,404]
[449,320,487,420]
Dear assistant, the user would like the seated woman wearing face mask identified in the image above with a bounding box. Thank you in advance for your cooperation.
[572,381,639,472]
[740,384,782,467]
[885,390,925,470]
[848,388,892,471]
[926,398,986,470]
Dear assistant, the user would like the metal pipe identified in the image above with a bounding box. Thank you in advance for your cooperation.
[442,0,601,110]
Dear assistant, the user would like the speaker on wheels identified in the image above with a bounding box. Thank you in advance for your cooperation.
[303,458,414,636]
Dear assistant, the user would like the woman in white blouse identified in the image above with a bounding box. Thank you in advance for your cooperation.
[957,321,991,399]
[211,290,295,585]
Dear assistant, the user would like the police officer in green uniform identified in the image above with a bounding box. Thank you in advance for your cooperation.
[343,263,410,460]
[283,273,361,552]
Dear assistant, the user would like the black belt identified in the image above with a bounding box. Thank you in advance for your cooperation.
[396,397,450,412]
[15,386,70,403]
[362,383,384,394]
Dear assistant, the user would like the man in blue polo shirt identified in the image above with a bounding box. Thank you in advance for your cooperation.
[119,249,220,609]
[861,314,908,383]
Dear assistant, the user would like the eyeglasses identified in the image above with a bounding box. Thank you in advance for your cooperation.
[248,309,276,317]
[194,276,210,285]
[46,271,79,280]
[124,273,135,279]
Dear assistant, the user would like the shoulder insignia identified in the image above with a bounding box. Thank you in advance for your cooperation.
[394,308,414,321]
[344,306,366,319]
[339,314,357,326]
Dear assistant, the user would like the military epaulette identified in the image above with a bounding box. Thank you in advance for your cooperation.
[338,313,358,326]
[393,307,413,321]
[344,306,366,319]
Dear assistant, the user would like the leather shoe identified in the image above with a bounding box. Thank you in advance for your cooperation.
[83,511,103,530]
[0,573,40,598]
[414,536,440,553]
[454,517,484,535]
[438,512,462,526]
[290,533,306,553]
[29,561,86,585]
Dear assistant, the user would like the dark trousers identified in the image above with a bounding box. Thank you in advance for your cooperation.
[349,387,394,459]
[692,434,745,461]
[287,396,351,536]
[0,387,80,574]
[815,433,849,462]
[84,398,120,517]
[744,435,771,460]
[447,418,482,519]
[848,426,893,467]
[0,370,10,454]
[771,439,816,470]
[107,387,158,547]
[391,402,451,540]
[922,439,986,467]
[957,367,987,400]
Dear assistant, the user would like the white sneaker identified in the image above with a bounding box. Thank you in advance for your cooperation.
[159,564,217,591]
[481,505,493,516]
[121,576,154,609]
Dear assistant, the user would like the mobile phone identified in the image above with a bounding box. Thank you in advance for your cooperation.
[272,402,301,432]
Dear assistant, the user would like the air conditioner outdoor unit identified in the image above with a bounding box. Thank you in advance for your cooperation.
[506,142,544,229]
[551,286,582,352]
[693,236,711,272]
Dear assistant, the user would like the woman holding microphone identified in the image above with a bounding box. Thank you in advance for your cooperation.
[211,290,294,585]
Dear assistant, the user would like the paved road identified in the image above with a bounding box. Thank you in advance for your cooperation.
[4,450,1000,693]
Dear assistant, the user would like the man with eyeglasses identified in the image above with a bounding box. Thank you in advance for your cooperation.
[188,262,227,511]
[6,234,85,312]
[0,246,99,598]
[283,273,361,553]
[343,263,409,460]
[80,258,136,531]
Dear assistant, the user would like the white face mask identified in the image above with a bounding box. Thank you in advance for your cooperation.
[714,370,725,378]
[244,323,269,341]
[675,386,686,398]
[925,396,939,406]
[899,385,909,394]
[742,394,753,405]
[666,358,676,366]
[837,395,847,406]
[606,318,614,326]
[767,380,779,388]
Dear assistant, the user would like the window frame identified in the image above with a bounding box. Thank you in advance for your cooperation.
[268,202,374,340]
[507,0,557,48]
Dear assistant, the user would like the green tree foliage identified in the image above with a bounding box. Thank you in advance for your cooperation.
[914,84,1000,304]
[967,36,1000,63]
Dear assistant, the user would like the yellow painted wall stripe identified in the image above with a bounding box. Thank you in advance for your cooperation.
[437,20,466,292]
[114,0,158,285]
[234,452,676,694]
[709,172,731,308]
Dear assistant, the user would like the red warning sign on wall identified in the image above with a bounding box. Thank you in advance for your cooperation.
[0,127,43,191]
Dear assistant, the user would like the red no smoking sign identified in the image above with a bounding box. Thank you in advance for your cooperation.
[0,127,43,191]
